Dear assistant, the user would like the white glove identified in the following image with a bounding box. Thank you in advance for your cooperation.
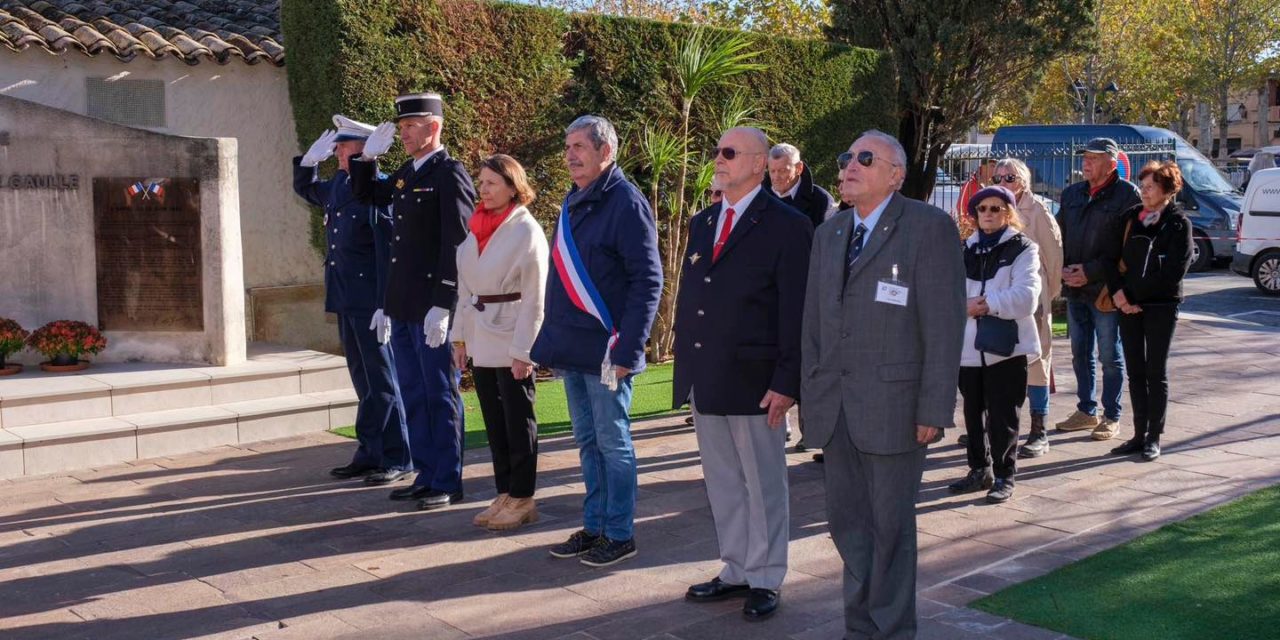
[300,129,338,167]
[361,122,396,159]
[423,306,450,348]
[369,309,391,345]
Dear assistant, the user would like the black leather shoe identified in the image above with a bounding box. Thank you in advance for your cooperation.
[1142,438,1161,462]
[685,577,750,602]
[389,485,433,501]
[330,464,377,479]
[948,468,994,494]
[986,478,1015,503]
[742,588,780,621]
[957,433,969,446]
[417,490,463,511]
[1110,438,1145,456]
[812,453,824,463]
[793,440,808,453]
[365,469,412,485]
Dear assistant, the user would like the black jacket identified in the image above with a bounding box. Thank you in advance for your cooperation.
[292,158,393,315]
[763,163,834,229]
[1103,202,1193,305]
[1057,172,1141,301]
[671,191,812,414]
[349,148,475,323]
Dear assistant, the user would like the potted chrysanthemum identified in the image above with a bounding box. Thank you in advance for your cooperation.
[0,317,28,375]
[27,320,107,372]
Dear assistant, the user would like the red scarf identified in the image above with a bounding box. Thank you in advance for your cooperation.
[470,203,515,254]
[1089,171,1118,198]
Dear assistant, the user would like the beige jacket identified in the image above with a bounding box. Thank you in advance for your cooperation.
[452,206,549,368]
[1016,192,1063,386]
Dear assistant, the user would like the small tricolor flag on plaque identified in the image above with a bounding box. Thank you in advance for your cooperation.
[126,181,146,198]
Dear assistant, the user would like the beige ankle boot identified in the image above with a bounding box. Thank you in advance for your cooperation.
[473,494,509,527]
[487,497,538,531]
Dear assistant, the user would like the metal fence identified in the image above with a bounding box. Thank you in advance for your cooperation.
[927,141,1178,215]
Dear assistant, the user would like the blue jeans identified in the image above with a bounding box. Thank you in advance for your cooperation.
[560,369,636,541]
[1027,385,1050,418]
[337,312,410,472]
[1066,299,1125,421]
[391,319,465,492]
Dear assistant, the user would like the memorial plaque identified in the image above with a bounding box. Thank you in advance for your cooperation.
[93,178,204,331]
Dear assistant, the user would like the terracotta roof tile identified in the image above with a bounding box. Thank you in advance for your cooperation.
[0,0,283,66]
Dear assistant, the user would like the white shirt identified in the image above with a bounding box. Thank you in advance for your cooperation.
[716,184,762,241]
[412,146,444,172]
[851,194,892,247]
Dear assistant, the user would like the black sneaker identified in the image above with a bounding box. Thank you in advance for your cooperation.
[580,537,637,567]
[1142,438,1161,462]
[987,478,1015,503]
[948,468,994,494]
[549,530,601,559]
[1018,432,1050,459]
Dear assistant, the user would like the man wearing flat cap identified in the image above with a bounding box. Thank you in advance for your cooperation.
[1056,137,1139,442]
[292,115,412,484]
[350,92,475,510]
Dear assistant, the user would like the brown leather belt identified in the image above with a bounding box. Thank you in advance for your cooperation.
[471,293,520,311]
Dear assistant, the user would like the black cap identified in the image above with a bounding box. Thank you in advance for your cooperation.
[1076,137,1120,157]
[394,93,444,121]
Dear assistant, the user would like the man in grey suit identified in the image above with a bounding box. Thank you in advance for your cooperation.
[801,130,965,639]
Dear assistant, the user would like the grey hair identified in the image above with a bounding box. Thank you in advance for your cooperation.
[995,158,1032,188]
[857,129,907,167]
[769,143,801,164]
[566,115,618,163]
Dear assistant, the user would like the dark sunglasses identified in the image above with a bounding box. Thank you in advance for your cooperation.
[975,204,1007,213]
[837,150,897,171]
[710,147,762,161]
[991,174,1020,184]
[710,190,723,198]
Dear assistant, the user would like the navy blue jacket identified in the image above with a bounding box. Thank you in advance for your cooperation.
[349,148,474,322]
[530,164,663,374]
[1057,172,1141,302]
[671,191,812,414]
[292,157,393,315]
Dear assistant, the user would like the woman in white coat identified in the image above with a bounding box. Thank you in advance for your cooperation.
[948,186,1042,504]
[452,154,548,531]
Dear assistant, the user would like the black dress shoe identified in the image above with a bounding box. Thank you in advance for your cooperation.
[686,577,750,602]
[742,588,780,621]
[418,490,464,511]
[389,485,433,501]
[329,464,377,479]
[365,469,412,485]
[812,452,824,463]
[1142,438,1161,462]
[948,467,994,494]
[1110,438,1145,456]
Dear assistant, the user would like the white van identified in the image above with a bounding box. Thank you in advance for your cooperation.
[1231,167,1280,294]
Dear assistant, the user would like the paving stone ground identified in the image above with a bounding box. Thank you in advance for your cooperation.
[1,314,1278,640]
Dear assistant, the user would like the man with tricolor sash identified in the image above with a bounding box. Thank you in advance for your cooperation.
[532,115,662,568]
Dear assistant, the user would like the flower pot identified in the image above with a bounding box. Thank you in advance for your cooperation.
[40,357,89,373]
[51,353,78,366]
[0,361,20,376]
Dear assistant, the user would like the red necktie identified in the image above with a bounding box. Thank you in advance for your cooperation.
[713,207,735,262]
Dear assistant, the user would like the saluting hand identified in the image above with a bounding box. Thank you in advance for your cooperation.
[361,122,396,159]
[300,129,338,168]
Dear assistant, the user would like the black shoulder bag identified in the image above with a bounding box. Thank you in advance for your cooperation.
[973,248,1020,357]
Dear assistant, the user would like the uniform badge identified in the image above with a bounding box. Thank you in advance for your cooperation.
[323,213,328,226]
[689,252,701,265]
[395,178,406,190]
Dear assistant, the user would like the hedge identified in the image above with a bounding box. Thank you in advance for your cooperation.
[282,0,897,252]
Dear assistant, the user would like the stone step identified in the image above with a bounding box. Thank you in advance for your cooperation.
[0,347,351,429]
[0,389,356,478]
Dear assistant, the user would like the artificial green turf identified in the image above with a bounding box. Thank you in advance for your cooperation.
[332,362,682,449]
[973,483,1280,640]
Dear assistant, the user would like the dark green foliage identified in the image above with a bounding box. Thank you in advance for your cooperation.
[282,0,895,253]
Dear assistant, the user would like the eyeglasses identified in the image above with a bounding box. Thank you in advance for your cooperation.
[710,190,723,198]
[710,147,762,161]
[838,150,899,171]
[975,204,1007,213]
[991,174,1020,184]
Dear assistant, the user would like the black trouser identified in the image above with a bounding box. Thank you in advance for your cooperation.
[472,366,539,498]
[1119,303,1178,440]
[958,355,1027,480]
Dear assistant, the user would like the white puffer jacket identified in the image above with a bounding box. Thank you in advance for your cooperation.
[961,227,1043,367]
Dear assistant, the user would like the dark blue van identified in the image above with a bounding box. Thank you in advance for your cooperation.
[992,124,1240,271]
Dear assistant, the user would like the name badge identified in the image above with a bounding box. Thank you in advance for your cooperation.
[875,263,908,307]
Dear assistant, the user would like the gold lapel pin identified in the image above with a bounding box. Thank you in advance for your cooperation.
[395,178,406,190]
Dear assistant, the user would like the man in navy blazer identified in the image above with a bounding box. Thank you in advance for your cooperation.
[673,127,812,621]
[292,115,411,483]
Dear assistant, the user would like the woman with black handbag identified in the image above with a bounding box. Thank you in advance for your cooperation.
[1104,161,1193,462]
[949,186,1042,503]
